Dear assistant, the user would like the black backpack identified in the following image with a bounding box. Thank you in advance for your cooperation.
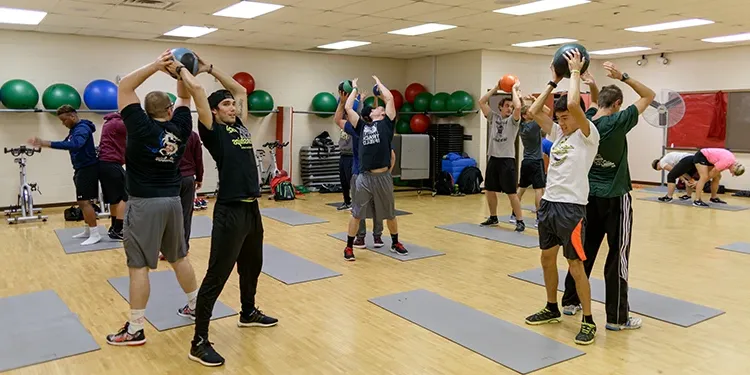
[434,171,454,195]
[457,167,483,194]
[274,181,296,201]
[64,206,83,221]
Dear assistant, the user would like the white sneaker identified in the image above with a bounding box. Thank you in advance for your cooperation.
[72,229,90,239]
[509,213,517,224]
[605,316,642,331]
[81,229,102,246]
[562,304,582,316]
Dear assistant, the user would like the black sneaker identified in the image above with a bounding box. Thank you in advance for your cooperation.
[480,217,499,226]
[353,237,366,249]
[693,200,709,207]
[337,203,351,211]
[710,197,727,204]
[106,322,146,346]
[515,220,526,232]
[525,307,562,325]
[178,304,196,320]
[344,246,356,261]
[189,336,225,367]
[108,227,124,240]
[238,308,278,328]
[574,322,597,345]
[390,242,409,256]
[679,195,691,201]
[657,196,673,202]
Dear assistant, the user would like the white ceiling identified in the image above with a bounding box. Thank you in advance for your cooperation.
[2,0,750,59]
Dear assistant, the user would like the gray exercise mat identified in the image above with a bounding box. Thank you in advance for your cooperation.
[639,185,670,193]
[716,242,750,255]
[637,196,748,211]
[522,205,537,213]
[328,232,445,261]
[260,208,328,226]
[189,215,212,239]
[108,271,237,331]
[509,269,724,328]
[370,289,584,374]
[55,226,123,254]
[262,244,341,284]
[326,202,412,216]
[0,290,100,372]
[436,223,539,248]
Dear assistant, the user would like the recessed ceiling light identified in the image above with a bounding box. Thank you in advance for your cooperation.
[388,23,456,36]
[213,1,284,19]
[0,6,47,25]
[589,46,651,55]
[318,40,371,50]
[625,19,714,33]
[512,38,577,47]
[164,26,218,38]
[702,32,750,43]
[494,0,590,16]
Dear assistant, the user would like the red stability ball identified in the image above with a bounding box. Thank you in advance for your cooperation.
[405,83,426,104]
[390,89,404,111]
[233,72,255,93]
[410,114,430,133]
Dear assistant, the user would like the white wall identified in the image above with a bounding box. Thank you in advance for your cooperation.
[0,30,406,205]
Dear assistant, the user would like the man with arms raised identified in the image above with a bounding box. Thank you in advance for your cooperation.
[525,50,600,345]
[105,51,201,346]
[559,61,655,332]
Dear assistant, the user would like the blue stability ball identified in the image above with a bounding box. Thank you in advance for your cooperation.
[83,79,118,110]
[171,47,199,75]
[373,84,381,97]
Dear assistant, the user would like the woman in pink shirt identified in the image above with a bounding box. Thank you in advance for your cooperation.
[692,148,745,206]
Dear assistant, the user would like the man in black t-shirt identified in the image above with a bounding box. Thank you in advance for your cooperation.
[106,50,202,347]
[187,57,277,367]
[341,77,408,261]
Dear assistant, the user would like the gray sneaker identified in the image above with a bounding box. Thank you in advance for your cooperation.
[562,304,582,316]
[605,316,643,331]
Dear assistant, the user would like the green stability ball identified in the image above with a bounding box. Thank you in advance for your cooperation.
[413,92,432,112]
[339,80,353,94]
[1,79,39,109]
[311,92,337,118]
[447,90,475,117]
[395,119,412,134]
[167,93,177,104]
[248,90,274,117]
[430,92,451,117]
[399,102,414,122]
[363,96,378,108]
[42,83,81,110]
[553,43,590,79]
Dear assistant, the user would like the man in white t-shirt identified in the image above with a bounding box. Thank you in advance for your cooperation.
[524,49,600,346]
[651,151,696,201]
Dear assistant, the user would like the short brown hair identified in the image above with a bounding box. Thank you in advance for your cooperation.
[56,105,77,116]
[651,159,660,170]
[144,91,172,119]
[520,104,531,117]
[598,85,624,108]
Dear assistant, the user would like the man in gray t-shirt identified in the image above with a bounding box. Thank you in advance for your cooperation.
[517,104,547,219]
[478,80,526,232]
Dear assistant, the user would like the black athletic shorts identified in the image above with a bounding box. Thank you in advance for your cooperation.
[485,157,517,194]
[693,151,712,166]
[73,163,99,201]
[667,156,696,183]
[519,159,546,189]
[537,199,587,261]
[99,161,128,204]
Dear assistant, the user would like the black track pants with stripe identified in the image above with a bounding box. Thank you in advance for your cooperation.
[561,193,632,325]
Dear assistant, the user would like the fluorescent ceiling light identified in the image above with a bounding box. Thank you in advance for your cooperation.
[589,46,651,55]
[0,6,47,25]
[625,19,714,33]
[164,26,218,38]
[494,0,590,16]
[512,38,577,48]
[388,23,456,36]
[702,32,750,43]
[318,40,371,50]
[213,1,284,19]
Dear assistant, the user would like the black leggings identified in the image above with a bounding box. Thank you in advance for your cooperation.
[194,200,264,340]
[339,155,354,204]
[667,156,696,183]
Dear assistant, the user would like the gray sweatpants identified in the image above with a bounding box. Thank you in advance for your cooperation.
[351,174,384,237]
[351,170,395,222]
[124,196,187,269]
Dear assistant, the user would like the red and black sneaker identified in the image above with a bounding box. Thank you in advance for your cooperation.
[373,235,384,248]
[344,247,355,261]
[390,242,408,256]
[106,322,146,346]
[178,304,196,320]
[353,237,366,249]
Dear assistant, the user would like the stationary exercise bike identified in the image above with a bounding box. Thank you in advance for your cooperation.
[4,146,48,224]
[255,141,289,192]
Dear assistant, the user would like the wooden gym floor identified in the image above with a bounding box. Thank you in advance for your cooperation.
[1,188,748,375]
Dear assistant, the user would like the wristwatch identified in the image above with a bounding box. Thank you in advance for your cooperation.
[620,72,630,82]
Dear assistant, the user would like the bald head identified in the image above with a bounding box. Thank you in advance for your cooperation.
[145,91,173,119]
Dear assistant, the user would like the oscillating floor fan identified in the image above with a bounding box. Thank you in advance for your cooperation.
[642,89,686,185]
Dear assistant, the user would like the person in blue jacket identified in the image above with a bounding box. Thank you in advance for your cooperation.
[29,105,101,245]
[542,137,552,173]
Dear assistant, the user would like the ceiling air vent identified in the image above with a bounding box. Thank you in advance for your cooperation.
[119,0,175,10]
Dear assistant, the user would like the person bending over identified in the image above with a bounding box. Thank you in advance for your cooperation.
[692,148,745,206]
[342,77,408,261]
[651,151,695,201]
[29,105,100,245]
[106,50,200,346]
[560,61,654,332]
[98,112,128,240]
[525,49,600,345]
[190,56,277,367]
[478,80,525,231]
[517,105,546,226]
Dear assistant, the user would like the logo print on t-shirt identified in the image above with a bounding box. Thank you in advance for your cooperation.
[362,124,380,146]
[550,136,573,167]
[149,130,182,163]
[493,116,508,143]
[227,124,253,150]
[592,154,616,168]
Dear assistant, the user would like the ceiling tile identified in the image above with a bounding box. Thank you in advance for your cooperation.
[405,5,484,22]
[388,2,451,19]
[292,0,367,11]
[336,0,414,15]
[0,0,60,11]
[256,6,326,22]
[50,0,114,17]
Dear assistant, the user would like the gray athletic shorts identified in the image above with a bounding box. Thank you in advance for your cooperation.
[352,170,395,221]
[124,196,187,269]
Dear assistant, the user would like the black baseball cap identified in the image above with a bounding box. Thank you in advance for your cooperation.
[208,89,234,109]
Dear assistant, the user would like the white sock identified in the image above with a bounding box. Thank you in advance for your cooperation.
[71,226,90,238]
[187,289,198,310]
[128,309,146,334]
[81,227,101,245]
